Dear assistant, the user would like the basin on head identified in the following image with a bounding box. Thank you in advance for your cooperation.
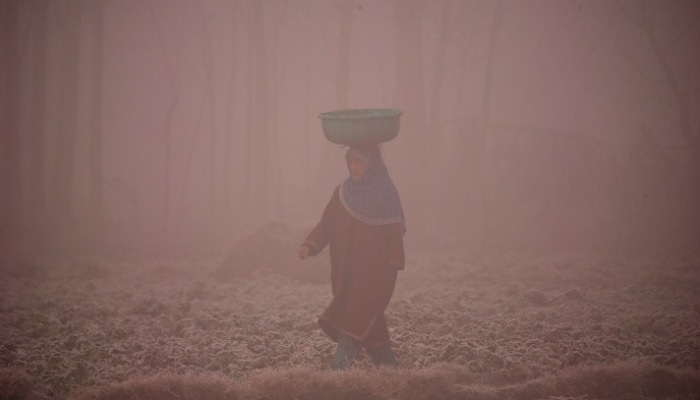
[319,108,402,146]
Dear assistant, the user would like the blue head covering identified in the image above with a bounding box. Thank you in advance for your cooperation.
[339,146,405,231]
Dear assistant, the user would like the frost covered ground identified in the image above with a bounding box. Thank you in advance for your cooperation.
[1,239,699,399]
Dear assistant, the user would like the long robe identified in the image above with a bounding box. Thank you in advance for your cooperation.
[302,186,405,348]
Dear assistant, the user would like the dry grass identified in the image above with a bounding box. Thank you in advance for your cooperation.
[63,361,700,400]
[504,361,700,400]
[68,373,230,400]
[0,367,34,400]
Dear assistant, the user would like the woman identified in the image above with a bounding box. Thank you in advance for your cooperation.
[297,145,405,369]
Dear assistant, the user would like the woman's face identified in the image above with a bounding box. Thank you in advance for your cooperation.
[346,154,367,182]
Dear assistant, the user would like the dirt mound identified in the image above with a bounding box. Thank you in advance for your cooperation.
[215,222,328,283]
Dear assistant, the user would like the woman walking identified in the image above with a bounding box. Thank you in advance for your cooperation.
[297,145,405,369]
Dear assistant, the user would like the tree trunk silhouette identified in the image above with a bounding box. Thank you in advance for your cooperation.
[223,2,238,220]
[269,4,286,221]
[314,0,356,192]
[480,0,502,136]
[426,0,452,241]
[336,0,354,109]
[149,0,178,239]
[89,0,104,243]
[29,0,50,245]
[617,0,700,229]
[0,0,23,252]
[194,1,219,224]
[427,0,450,143]
[51,0,82,235]
[638,1,700,223]
[445,3,480,248]
[251,1,270,223]
[476,0,503,251]
[393,0,429,236]
[242,4,254,228]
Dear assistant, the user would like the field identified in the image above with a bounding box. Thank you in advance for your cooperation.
[1,230,699,399]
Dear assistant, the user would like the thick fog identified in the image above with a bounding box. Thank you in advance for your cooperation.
[2,0,699,257]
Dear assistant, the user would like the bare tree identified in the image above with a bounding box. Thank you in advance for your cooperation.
[480,0,503,136]
[0,0,23,252]
[223,2,238,219]
[88,0,104,242]
[268,2,289,221]
[191,0,220,225]
[170,0,220,235]
[51,0,82,232]
[230,0,276,227]
[392,0,429,140]
[476,0,504,251]
[28,0,50,244]
[426,0,451,139]
[241,2,255,228]
[336,0,354,109]
[313,0,357,194]
[614,0,700,221]
[392,0,431,238]
[149,0,180,238]
[251,0,271,223]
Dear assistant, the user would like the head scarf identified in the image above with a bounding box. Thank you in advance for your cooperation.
[340,146,406,231]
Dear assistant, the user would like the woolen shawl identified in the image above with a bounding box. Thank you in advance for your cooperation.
[339,147,406,230]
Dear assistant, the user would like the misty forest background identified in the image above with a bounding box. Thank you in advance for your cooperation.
[1,0,698,259]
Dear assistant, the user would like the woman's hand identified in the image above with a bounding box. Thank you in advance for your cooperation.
[297,245,311,260]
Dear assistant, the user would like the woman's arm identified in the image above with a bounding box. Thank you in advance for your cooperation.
[298,187,338,258]
[386,222,405,270]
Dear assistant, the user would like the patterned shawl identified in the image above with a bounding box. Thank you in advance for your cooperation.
[339,146,405,231]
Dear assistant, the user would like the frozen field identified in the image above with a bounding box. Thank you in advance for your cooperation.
[1,244,699,399]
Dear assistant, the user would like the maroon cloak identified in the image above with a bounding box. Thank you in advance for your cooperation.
[302,186,405,349]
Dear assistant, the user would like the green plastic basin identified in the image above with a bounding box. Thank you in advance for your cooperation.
[319,108,402,145]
